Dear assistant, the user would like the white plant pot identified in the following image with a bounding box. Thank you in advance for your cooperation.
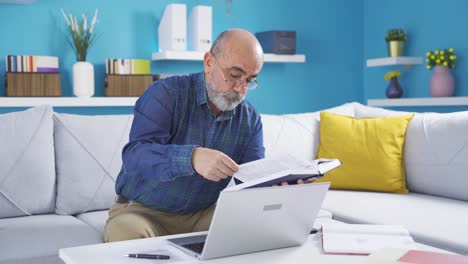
[73,61,95,97]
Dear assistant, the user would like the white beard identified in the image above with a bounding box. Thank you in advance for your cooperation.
[206,82,245,111]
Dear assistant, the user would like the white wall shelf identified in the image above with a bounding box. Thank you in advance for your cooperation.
[152,51,306,63]
[368,97,468,107]
[366,57,423,67]
[0,0,35,3]
[0,97,138,107]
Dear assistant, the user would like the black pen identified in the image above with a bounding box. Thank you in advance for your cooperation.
[125,253,170,259]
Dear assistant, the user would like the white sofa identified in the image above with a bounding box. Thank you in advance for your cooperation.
[0,102,467,263]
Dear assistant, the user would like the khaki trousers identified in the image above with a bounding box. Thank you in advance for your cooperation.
[104,201,216,242]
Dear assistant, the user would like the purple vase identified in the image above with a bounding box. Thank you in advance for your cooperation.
[430,66,454,97]
[386,77,403,98]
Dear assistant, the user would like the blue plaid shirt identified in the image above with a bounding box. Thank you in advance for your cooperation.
[115,72,265,213]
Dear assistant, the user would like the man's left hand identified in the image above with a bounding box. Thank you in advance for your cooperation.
[273,178,316,187]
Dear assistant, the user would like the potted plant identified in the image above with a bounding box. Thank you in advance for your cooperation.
[426,48,457,97]
[384,70,403,98]
[60,8,99,97]
[385,28,407,57]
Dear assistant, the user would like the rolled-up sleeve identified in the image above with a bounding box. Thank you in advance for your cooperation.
[122,82,196,182]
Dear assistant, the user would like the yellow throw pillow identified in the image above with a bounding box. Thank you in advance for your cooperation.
[316,111,414,193]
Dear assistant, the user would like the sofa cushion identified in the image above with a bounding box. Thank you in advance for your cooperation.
[0,215,102,264]
[352,103,468,201]
[0,105,55,218]
[317,112,414,193]
[261,113,319,160]
[322,190,468,254]
[404,112,468,202]
[75,210,109,235]
[54,113,133,215]
[353,103,410,118]
[261,102,356,160]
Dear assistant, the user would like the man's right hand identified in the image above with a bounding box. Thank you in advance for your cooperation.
[191,147,239,182]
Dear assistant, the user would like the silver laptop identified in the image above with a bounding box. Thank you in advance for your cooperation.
[167,182,330,260]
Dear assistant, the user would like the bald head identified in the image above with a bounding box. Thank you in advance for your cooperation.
[210,29,264,64]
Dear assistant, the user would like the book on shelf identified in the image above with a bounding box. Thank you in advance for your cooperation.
[321,223,416,255]
[106,59,150,75]
[223,157,341,191]
[5,55,59,73]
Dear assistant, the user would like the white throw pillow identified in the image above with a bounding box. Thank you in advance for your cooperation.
[0,105,55,217]
[54,113,133,215]
[351,102,468,201]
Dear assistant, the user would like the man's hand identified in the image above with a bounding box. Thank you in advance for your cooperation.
[273,178,316,187]
[191,147,239,182]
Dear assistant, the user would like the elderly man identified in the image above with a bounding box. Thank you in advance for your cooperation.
[104,29,265,242]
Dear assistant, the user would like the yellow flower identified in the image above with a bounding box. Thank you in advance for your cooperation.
[436,59,441,64]
[431,55,435,59]
[426,52,432,56]
[384,70,402,80]
[441,56,445,60]
[435,50,440,54]
[443,61,448,67]
[441,51,445,55]
[450,55,456,60]
[426,65,432,70]
[449,48,454,52]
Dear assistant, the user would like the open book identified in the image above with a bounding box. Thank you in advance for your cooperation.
[321,223,416,255]
[224,157,341,191]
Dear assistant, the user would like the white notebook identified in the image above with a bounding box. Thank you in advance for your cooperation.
[321,223,416,255]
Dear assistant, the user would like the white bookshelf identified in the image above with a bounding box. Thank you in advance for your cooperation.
[368,97,468,107]
[263,53,306,63]
[0,97,137,107]
[152,51,306,63]
[152,51,204,61]
[366,57,423,67]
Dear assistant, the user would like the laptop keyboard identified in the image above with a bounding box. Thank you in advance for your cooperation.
[182,242,205,254]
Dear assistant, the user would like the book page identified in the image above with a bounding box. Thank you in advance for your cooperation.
[233,158,315,183]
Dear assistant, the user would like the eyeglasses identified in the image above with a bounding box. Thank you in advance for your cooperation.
[214,58,258,91]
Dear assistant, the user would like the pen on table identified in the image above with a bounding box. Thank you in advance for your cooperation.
[125,254,170,260]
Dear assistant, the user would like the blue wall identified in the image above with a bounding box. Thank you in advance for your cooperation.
[364,0,468,112]
[0,0,363,115]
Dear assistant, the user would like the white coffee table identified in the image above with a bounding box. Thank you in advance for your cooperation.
[59,219,445,264]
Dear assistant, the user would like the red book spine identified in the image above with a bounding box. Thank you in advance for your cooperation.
[29,56,33,73]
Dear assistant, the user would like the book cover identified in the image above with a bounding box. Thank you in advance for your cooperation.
[36,67,59,73]
[224,157,341,191]
[35,55,59,70]
[321,223,415,255]
[131,59,150,74]
[398,249,468,264]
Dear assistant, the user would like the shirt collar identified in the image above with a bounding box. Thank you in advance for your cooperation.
[196,72,236,121]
